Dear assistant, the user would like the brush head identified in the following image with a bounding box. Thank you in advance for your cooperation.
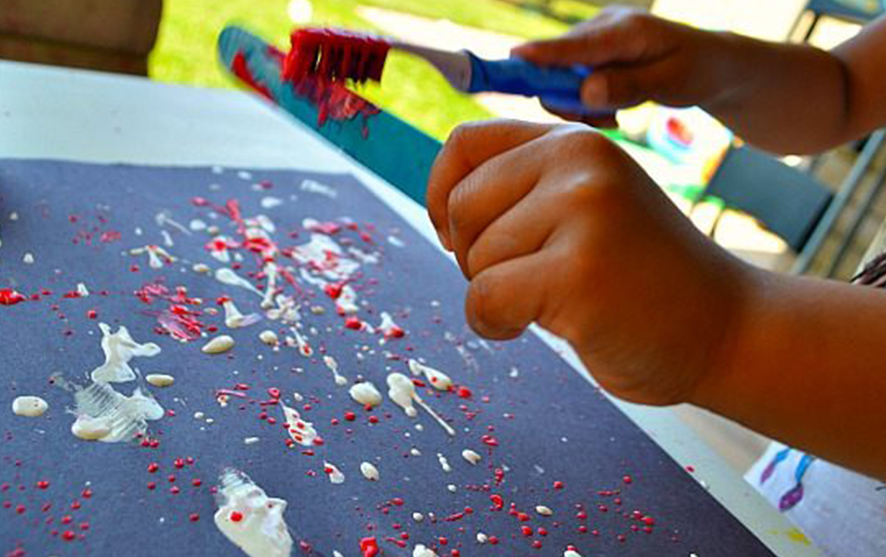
[283,27,392,84]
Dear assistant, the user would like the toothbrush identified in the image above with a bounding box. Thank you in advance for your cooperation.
[284,27,607,116]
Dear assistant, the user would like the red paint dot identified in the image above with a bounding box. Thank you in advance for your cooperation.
[147,463,159,473]
[189,513,200,522]
[147,482,157,490]
[15,504,25,514]
[553,481,564,490]
[192,479,202,487]
[62,530,76,541]
[230,511,244,522]
[81,488,92,498]
[521,526,533,537]
[86,309,98,319]
[36,480,50,490]
[623,475,633,485]
[344,411,356,421]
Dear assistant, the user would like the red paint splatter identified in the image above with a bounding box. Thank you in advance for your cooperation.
[0,289,25,306]
[232,51,274,100]
[359,536,379,557]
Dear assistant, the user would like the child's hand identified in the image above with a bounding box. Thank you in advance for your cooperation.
[427,119,755,405]
[512,7,727,117]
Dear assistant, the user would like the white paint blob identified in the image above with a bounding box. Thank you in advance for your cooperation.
[564,550,583,557]
[335,285,359,315]
[408,359,453,391]
[145,374,175,387]
[281,403,318,446]
[462,449,482,466]
[360,461,379,481]
[202,335,235,355]
[260,262,278,310]
[192,263,211,274]
[386,373,455,436]
[437,453,452,473]
[413,544,438,557]
[387,372,418,418]
[323,355,347,386]
[221,298,261,329]
[12,396,48,417]
[68,382,164,442]
[258,330,279,346]
[261,196,283,209]
[91,323,161,383]
[288,327,313,357]
[536,505,553,516]
[214,468,293,557]
[129,244,175,269]
[215,267,263,297]
[349,381,382,408]
[324,461,345,484]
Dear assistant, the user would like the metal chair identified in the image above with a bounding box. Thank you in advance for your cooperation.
[696,145,834,259]
[793,0,885,41]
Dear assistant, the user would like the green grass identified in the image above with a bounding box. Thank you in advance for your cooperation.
[149,0,594,139]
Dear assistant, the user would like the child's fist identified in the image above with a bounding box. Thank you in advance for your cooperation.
[427,119,754,406]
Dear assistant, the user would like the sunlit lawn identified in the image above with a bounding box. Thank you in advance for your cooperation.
[149,0,595,139]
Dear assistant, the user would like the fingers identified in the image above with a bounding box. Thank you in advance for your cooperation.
[465,251,555,340]
[540,102,618,128]
[511,8,653,68]
[580,58,682,110]
[427,120,553,250]
[446,136,554,275]
[464,181,561,278]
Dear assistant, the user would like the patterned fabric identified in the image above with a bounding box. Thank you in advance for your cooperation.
[747,221,886,556]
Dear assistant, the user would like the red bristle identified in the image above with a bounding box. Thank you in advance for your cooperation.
[284,27,391,84]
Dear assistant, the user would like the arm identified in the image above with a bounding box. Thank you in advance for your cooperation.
[513,8,886,154]
[428,120,886,480]
[693,271,886,480]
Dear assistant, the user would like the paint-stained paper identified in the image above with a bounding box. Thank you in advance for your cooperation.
[0,160,776,556]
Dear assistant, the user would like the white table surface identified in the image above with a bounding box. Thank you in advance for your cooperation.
[0,59,821,557]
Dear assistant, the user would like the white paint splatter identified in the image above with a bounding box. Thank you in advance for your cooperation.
[91,323,161,383]
[323,355,347,386]
[349,381,382,408]
[215,468,293,557]
[202,335,235,355]
[360,462,379,481]
[324,461,345,484]
[11,396,48,417]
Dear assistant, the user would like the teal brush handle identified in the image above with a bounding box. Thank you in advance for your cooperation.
[465,52,611,117]
[217,26,441,206]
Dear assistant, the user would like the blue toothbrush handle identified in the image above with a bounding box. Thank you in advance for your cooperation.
[466,52,611,117]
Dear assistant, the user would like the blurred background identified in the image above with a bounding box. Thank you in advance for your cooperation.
[1,0,885,474]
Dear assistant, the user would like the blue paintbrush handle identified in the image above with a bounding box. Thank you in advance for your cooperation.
[466,52,610,117]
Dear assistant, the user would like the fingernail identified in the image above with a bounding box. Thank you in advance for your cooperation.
[582,76,608,107]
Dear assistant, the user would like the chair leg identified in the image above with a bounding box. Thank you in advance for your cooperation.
[793,129,886,275]
[824,161,886,277]
[709,206,727,239]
